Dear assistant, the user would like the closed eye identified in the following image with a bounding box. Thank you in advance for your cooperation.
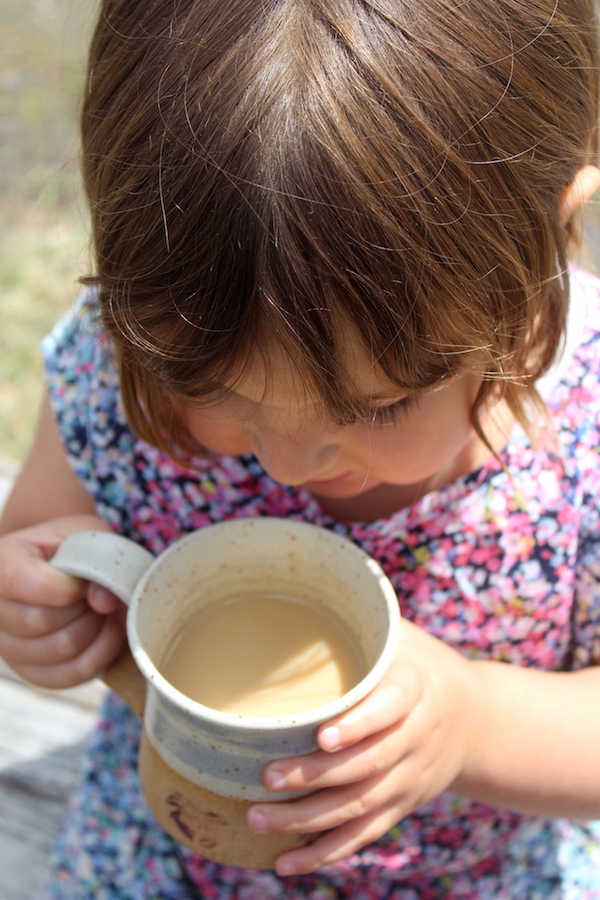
[370,393,420,425]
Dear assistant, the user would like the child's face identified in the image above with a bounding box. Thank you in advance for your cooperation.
[178,346,493,503]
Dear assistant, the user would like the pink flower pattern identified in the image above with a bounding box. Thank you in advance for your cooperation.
[43,269,600,898]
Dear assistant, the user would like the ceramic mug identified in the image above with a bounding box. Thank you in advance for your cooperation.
[51,517,400,867]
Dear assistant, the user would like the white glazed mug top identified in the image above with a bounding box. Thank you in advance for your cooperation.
[52,518,401,800]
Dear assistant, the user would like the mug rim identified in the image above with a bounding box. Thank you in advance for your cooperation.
[127,518,401,731]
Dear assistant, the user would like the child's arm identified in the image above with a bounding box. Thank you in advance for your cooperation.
[247,618,600,876]
[0,391,126,687]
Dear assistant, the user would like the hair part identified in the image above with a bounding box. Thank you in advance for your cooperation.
[81,0,599,456]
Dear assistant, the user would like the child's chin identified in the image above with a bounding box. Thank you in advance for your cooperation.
[303,473,368,497]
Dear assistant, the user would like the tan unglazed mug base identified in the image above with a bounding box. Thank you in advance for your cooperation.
[105,645,315,869]
[138,728,314,869]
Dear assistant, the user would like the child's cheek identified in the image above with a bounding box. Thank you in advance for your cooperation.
[181,409,253,456]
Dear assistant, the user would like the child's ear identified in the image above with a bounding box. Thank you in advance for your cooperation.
[560,165,600,225]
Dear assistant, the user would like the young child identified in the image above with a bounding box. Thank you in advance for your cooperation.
[1,0,600,896]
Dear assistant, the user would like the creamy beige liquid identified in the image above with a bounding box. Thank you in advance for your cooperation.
[161,593,365,717]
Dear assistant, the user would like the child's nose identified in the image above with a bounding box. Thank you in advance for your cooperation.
[251,426,341,486]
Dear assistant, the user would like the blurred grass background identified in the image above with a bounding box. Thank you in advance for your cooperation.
[1,0,600,462]
[1,0,96,460]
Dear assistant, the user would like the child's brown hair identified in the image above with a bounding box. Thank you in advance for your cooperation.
[81,0,599,456]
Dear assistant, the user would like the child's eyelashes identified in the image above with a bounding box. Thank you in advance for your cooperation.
[185,387,422,429]
[370,394,420,425]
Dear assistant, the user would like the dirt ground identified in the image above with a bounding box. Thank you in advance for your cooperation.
[1,0,600,460]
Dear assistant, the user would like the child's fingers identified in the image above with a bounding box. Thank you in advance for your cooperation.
[8,516,113,560]
[0,537,87,607]
[315,662,422,753]
[0,596,89,639]
[272,802,404,876]
[264,722,410,793]
[0,517,126,689]
[0,606,104,667]
[17,613,126,690]
[250,765,407,837]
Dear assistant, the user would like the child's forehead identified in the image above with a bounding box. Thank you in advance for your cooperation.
[227,337,406,410]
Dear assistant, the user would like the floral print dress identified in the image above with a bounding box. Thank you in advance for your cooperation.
[43,269,600,899]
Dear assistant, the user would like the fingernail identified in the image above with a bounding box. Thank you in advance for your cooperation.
[265,768,286,791]
[320,725,341,751]
[247,808,269,833]
[276,859,296,877]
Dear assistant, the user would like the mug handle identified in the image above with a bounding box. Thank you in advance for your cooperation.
[50,530,155,717]
[102,643,147,718]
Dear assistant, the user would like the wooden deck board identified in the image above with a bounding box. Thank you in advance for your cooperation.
[0,675,106,898]
[1,779,75,900]
[0,674,106,898]
[0,628,106,900]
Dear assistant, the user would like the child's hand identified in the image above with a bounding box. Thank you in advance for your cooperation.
[0,515,127,689]
[246,618,480,876]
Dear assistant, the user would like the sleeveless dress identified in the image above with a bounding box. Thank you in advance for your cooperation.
[43,269,600,899]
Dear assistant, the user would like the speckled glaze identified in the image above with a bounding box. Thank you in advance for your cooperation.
[52,518,400,802]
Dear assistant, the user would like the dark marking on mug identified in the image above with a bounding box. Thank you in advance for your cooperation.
[197,837,218,850]
[166,792,195,841]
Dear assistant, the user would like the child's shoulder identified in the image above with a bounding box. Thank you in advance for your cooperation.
[539,269,600,487]
[570,266,600,344]
[42,286,110,373]
[569,268,600,383]
[42,287,121,417]
[41,288,129,494]
[572,265,600,337]
[542,267,600,406]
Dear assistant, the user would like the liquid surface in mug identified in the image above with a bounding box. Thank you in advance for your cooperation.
[160,593,366,716]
